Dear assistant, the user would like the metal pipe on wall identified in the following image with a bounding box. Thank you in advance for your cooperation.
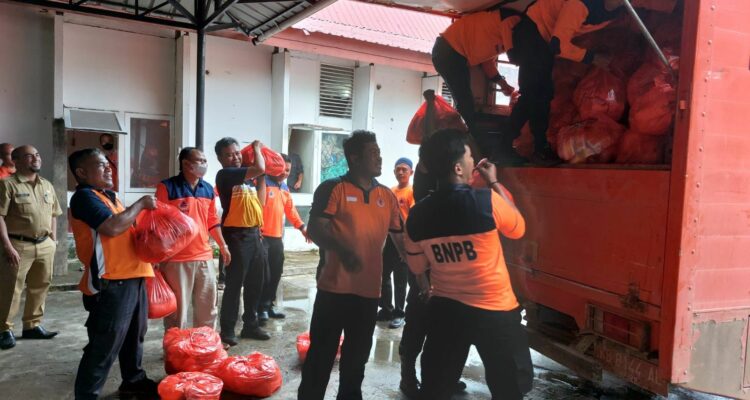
[196,28,206,150]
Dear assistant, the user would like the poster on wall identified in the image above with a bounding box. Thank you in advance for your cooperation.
[321,133,348,181]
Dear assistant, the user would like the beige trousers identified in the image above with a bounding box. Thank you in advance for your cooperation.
[160,260,218,330]
[0,237,55,331]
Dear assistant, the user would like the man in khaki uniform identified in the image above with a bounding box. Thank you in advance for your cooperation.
[0,145,62,350]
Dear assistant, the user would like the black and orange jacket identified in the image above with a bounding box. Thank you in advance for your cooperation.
[70,185,153,295]
[527,0,622,63]
[405,184,524,311]
[441,10,521,66]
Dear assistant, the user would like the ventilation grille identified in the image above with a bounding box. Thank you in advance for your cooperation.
[319,64,354,119]
[441,81,454,106]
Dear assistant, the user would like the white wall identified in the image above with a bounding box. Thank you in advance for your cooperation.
[0,5,55,178]
[201,36,274,182]
[371,65,422,188]
[62,23,175,115]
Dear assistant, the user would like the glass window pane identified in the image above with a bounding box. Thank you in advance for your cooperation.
[494,62,520,106]
[321,133,348,181]
[129,118,170,189]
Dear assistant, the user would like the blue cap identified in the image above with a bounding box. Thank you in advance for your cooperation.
[394,157,413,169]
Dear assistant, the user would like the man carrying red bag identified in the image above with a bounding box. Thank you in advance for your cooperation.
[155,147,231,330]
[214,138,268,345]
[68,148,159,399]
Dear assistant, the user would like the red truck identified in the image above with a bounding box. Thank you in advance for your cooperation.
[388,0,750,397]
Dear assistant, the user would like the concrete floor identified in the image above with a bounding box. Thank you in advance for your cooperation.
[0,253,729,400]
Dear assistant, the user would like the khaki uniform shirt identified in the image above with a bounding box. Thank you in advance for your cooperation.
[0,174,62,238]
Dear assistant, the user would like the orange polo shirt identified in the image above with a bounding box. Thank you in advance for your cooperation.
[311,175,403,299]
[391,185,414,221]
[405,185,524,311]
[441,10,521,66]
[155,174,220,262]
[261,176,305,238]
[527,0,621,63]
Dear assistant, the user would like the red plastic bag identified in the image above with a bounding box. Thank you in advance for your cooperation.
[296,331,344,363]
[134,203,198,264]
[627,56,679,136]
[547,85,579,146]
[164,327,228,376]
[573,68,626,121]
[556,118,625,164]
[158,372,223,400]
[218,352,282,397]
[616,131,666,164]
[146,267,177,319]
[406,90,467,145]
[240,145,286,177]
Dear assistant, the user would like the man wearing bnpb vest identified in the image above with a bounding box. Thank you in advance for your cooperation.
[68,148,159,399]
[405,129,533,400]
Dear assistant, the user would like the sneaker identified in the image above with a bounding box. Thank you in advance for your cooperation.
[258,311,269,322]
[220,334,239,347]
[240,326,270,340]
[268,308,286,319]
[389,317,405,329]
[118,377,158,395]
[376,309,392,322]
[399,378,420,399]
[454,380,467,393]
[529,146,562,167]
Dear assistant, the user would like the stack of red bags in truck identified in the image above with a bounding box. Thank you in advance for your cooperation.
[159,326,283,399]
[545,10,681,164]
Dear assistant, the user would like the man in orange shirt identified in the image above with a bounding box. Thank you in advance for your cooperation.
[406,129,533,400]
[378,157,414,329]
[432,9,518,135]
[155,147,230,330]
[502,0,624,164]
[258,153,310,322]
[299,131,404,400]
[0,143,15,179]
[68,148,158,399]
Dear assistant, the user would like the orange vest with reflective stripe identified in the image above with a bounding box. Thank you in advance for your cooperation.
[71,190,153,295]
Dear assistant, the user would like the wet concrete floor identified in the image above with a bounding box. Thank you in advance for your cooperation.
[0,256,730,400]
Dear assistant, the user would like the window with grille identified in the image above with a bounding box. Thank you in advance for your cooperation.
[319,64,354,119]
[441,81,454,106]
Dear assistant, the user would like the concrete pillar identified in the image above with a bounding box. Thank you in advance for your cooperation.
[271,49,291,152]
[52,14,67,277]
[352,63,375,131]
[52,119,68,277]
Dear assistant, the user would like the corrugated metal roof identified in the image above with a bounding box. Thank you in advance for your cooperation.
[292,0,451,53]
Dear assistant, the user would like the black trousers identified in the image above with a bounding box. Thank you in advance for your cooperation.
[218,257,225,283]
[398,272,429,373]
[432,36,476,134]
[507,16,555,151]
[298,290,378,400]
[419,297,534,400]
[260,236,284,311]
[74,278,148,400]
[379,236,408,317]
[220,227,265,334]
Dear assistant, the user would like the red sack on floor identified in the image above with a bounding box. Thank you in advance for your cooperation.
[164,327,228,376]
[556,118,625,164]
[406,90,467,145]
[134,202,198,264]
[241,144,286,177]
[573,67,626,121]
[627,56,679,136]
[218,352,282,397]
[296,331,344,363]
[616,131,666,164]
[158,372,223,400]
[146,267,176,319]
[547,86,579,146]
